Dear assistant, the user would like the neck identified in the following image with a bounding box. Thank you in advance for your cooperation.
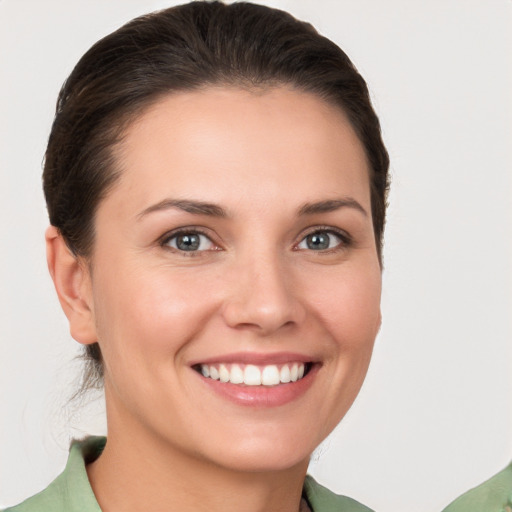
[87,412,309,512]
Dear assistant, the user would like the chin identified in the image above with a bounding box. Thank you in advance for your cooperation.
[213,446,312,474]
[195,426,321,474]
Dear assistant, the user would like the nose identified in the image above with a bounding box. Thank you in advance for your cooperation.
[221,253,305,336]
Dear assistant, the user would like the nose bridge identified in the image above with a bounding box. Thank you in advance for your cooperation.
[222,244,303,334]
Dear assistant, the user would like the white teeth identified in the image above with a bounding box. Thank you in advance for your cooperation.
[290,363,299,382]
[261,365,280,386]
[280,365,291,383]
[219,364,230,383]
[244,365,262,385]
[199,362,308,386]
[230,364,244,384]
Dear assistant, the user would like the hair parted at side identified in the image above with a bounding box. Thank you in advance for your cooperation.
[43,1,389,394]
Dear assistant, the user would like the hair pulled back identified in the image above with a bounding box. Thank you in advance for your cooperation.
[43,1,389,391]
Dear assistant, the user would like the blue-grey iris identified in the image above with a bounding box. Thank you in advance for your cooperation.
[176,233,200,251]
[307,232,330,250]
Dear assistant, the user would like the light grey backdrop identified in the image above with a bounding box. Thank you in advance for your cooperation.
[1,1,511,511]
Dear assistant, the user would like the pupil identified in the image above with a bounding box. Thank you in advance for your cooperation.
[177,234,200,251]
[307,233,329,250]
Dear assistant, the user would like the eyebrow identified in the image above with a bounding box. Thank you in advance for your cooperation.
[137,199,227,220]
[137,196,367,220]
[298,198,368,217]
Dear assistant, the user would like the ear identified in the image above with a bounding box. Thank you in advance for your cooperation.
[45,226,97,345]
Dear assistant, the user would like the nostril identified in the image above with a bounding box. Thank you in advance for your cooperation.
[222,299,304,335]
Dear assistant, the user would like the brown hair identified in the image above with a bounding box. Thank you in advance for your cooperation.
[43,1,389,391]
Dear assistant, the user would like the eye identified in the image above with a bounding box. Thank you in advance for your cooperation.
[163,231,217,252]
[297,229,346,251]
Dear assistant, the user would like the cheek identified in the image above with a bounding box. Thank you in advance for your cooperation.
[91,264,221,363]
[306,263,382,350]
[311,264,381,416]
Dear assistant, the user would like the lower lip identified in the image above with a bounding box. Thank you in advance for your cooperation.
[195,365,319,407]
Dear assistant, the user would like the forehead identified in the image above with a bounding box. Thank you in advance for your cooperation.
[109,86,370,215]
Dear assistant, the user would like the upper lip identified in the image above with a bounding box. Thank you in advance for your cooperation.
[189,352,317,367]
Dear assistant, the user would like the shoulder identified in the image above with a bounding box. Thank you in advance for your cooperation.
[304,475,375,512]
[441,461,512,512]
[2,471,69,512]
[2,437,105,512]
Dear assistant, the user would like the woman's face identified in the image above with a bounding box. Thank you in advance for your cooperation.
[83,87,381,472]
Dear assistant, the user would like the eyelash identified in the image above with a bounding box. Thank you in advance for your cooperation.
[159,227,219,257]
[158,226,352,255]
[295,226,352,253]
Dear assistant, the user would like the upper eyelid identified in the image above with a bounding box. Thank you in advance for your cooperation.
[298,225,351,241]
[160,226,212,239]
[159,227,218,247]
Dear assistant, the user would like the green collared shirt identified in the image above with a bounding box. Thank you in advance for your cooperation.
[441,462,512,512]
[3,437,373,512]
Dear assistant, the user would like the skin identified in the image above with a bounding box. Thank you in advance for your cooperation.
[46,86,382,512]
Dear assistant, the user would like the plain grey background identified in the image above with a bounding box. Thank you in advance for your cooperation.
[1,1,511,511]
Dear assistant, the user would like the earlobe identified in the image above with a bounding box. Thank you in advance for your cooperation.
[45,226,97,345]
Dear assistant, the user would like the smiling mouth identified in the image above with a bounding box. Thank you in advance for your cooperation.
[193,362,312,386]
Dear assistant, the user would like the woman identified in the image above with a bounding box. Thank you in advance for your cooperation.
[3,2,389,511]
